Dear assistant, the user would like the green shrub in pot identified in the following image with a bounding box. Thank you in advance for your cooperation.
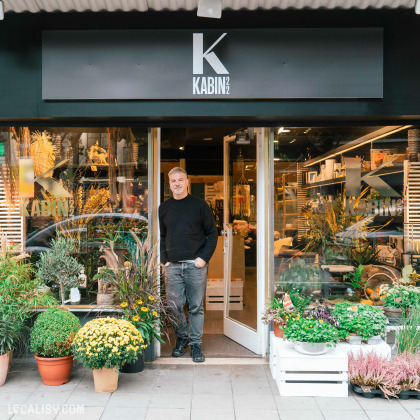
[30,308,82,386]
[30,308,82,357]
[331,302,388,341]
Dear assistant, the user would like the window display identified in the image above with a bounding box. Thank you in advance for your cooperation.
[0,126,149,304]
[273,125,420,306]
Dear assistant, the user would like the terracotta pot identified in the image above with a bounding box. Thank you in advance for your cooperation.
[93,367,119,393]
[0,353,10,386]
[273,322,284,338]
[34,355,74,386]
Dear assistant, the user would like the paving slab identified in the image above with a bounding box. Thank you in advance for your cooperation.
[235,408,280,420]
[190,408,235,420]
[144,408,190,420]
[100,406,147,420]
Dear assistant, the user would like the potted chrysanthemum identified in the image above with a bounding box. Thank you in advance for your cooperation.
[72,317,143,392]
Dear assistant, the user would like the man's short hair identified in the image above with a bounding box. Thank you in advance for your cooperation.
[168,167,188,178]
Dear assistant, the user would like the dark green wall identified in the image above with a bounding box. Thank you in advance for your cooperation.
[1,9,420,123]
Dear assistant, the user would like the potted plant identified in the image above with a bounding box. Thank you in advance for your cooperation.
[95,231,174,372]
[283,316,340,355]
[331,302,388,344]
[0,245,56,376]
[72,317,143,392]
[262,291,309,338]
[0,315,16,386]
[30,307,82,386]
[349,351,420,399]
[381,284,420,320]
[35,236,84,305]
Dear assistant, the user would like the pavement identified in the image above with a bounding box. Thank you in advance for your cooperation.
[0,358,418,420]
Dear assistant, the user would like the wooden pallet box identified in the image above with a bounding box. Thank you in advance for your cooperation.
[270,335,348,397]
[205,278,243,310]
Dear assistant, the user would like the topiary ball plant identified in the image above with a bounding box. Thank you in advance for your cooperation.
[30,308,82,358]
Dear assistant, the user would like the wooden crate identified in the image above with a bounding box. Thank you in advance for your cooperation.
[205,278,243,311]
[272,337,348,397]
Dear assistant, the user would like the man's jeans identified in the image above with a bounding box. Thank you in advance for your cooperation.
[164,262,208,346]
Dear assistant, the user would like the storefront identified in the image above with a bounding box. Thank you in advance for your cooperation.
[1,6,420,359]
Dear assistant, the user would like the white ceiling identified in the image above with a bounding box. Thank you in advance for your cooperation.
[3,0,415,13]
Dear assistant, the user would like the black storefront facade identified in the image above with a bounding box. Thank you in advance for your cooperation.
[1,7,420,359]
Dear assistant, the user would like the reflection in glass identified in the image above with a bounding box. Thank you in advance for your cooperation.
[273,126,415,307]
[227,141,257,331]
[0,126,149,304]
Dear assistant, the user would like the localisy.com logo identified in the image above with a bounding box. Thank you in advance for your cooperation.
[193,33,230,96]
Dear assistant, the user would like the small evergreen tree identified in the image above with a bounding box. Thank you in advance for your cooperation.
[36,236,84,304]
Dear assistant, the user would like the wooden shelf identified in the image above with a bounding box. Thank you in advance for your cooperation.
[305,166,403,189]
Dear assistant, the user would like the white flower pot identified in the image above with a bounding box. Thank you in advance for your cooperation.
[294,341,329,356]
[347,334,362,345]
[367,335,381,345]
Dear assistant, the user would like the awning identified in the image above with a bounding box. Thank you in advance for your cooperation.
[3,0,415,13]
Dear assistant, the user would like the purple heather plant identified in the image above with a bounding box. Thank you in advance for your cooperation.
[349,351,420,399]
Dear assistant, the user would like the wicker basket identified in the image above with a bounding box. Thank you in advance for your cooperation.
[364,272,394,300]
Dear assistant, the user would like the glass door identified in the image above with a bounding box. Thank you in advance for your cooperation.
[223,134,259,353]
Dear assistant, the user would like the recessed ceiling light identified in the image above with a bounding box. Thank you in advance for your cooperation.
[179,146,184,150]
[203,137,213,141]
[277,127,291,135]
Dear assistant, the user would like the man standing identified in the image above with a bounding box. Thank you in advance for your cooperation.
[159,167,218,362]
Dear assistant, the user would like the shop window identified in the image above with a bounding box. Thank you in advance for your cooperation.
[273,125,418,305]
[0,126,149,304]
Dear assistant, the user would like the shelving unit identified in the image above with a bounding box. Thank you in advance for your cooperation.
[278,174,298,237]
[305,166,404,189]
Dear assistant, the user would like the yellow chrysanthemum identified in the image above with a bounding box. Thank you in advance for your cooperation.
[120,302,129,308]
[141,307,149,312]
[148,296,155,301]
[132,315,140,322]
[136,300,143,305]
[152,311,158,317]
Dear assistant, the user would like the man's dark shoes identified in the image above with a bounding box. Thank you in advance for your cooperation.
[191,344,205,363]
[172,338,189,357]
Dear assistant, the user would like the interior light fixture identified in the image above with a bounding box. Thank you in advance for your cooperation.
[203,137,213,141]
[235,130,250,145]
[273,140,279,143]
[197,0,222,18]
[179,146,184,151]
[277,127,291,135]
[303,125,412,168]
[0,1,4,21]
[290,139,296,144]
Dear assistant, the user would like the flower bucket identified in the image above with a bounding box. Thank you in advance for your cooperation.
[120,353,144,374]
[34,355,73,386]
[0,353,10,386]
[294,341,329,356]
[273,322,284,338]
[93,367,119,393]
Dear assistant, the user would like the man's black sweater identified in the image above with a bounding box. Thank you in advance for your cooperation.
[159,194,218,264]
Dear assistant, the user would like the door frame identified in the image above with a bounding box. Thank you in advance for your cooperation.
[154,127,272,358]
[222,128,272,356]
